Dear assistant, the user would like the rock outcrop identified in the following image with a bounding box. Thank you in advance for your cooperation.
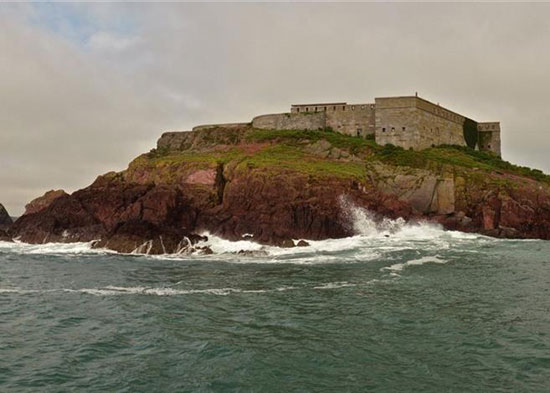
[10,125,550,253]
[24,189,68,215]
[0,203,13,231]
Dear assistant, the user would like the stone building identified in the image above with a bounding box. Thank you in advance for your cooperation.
[197,94,502,156]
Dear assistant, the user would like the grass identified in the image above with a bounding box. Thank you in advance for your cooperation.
[247,128,377,156]
[138,128,549,185]
[238,144,366,179]
[135,139,367,181]
[375,143,550,183]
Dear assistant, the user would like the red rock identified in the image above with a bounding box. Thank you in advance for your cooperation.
[24,189,67,215]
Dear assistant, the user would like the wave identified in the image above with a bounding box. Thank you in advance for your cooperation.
[0,240,113,255]
[0,198,496,263]
[0,282,373,297]
[382,255,448,274]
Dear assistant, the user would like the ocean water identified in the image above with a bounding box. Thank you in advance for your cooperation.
[1,208,550,392]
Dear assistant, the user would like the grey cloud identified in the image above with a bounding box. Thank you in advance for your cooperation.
[1,3,549,215]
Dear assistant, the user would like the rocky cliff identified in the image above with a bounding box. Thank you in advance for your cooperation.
[9,125,550,253]
[0,203,13,241]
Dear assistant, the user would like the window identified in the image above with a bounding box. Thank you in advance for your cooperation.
[402,127,406,131]
[488,144,491,148]
[324,107,327,111]
[342,106,346,111]
[306,107,309,112]
[333,106,336,111]
[357,128,362,137]
[391,127,395,131]
[382,127,386,132]
[315,107,318,112]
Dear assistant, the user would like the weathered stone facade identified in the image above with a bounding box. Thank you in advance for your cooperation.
[375,96,466,150]
[478,122,501,156]
[193,94,503,156]
[290,103,376,137]
[252,112,325,131]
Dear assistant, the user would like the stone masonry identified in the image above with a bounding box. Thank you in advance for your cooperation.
[194,94,502,156]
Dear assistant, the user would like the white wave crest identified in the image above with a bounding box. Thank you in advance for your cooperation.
[383,255,448,273]
[0,240,110,255]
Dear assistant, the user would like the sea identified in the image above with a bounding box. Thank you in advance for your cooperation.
[1,205,549,392]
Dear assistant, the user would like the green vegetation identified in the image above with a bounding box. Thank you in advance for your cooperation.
[376,143,550,183]
[137,127,549,185]
[247,128,377,156]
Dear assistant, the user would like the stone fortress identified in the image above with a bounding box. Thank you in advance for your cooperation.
[194,94,501,156]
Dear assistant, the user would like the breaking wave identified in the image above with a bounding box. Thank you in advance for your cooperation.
[0,197,491,265]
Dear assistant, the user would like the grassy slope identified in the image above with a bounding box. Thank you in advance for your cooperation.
[130,128,550,185]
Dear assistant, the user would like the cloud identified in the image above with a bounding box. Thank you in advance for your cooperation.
[1,3,550,215]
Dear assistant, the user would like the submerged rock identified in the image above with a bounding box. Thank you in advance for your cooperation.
[237,249,269,257]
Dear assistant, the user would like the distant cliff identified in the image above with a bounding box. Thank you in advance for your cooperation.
[9,125,550,253]
[0,203,13,240]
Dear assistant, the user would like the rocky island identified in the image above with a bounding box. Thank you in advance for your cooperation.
[6,95,550,254]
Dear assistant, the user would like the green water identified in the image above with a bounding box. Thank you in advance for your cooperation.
[1,228,549,392]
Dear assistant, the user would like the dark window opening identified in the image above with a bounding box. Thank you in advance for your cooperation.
[306,108,309,112]
[342,106,346,111]
[402,127,406,131]
[391,127,395,131]
[382,127,386,132]
[315,107,318,112]
[333,106,336,111]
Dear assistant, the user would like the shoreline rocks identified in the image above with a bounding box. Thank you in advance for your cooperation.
[9,126,550,253]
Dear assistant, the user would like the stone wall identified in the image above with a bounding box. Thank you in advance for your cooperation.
[290,103,375,137]
[326,104,375,137]
[192,123,249,132]
[252,112,326,131]
[478,122,501,156]
[375,96,466,150]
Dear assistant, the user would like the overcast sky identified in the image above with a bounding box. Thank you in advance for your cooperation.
[1,2,550,215]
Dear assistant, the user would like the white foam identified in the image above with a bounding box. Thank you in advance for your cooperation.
[0,240,111,256]
[0,196,489,263]
[383,255,448,273]
[313,281,357,289]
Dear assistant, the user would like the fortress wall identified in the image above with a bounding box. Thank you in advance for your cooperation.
[252,112,326,131]
[192,123,249,132]
[326,104,375,137]
[478,122,501,156]
[375,97,466,150]
[415,108,466,149]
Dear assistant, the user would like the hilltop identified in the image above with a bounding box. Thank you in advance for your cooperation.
[9,125,550,253]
